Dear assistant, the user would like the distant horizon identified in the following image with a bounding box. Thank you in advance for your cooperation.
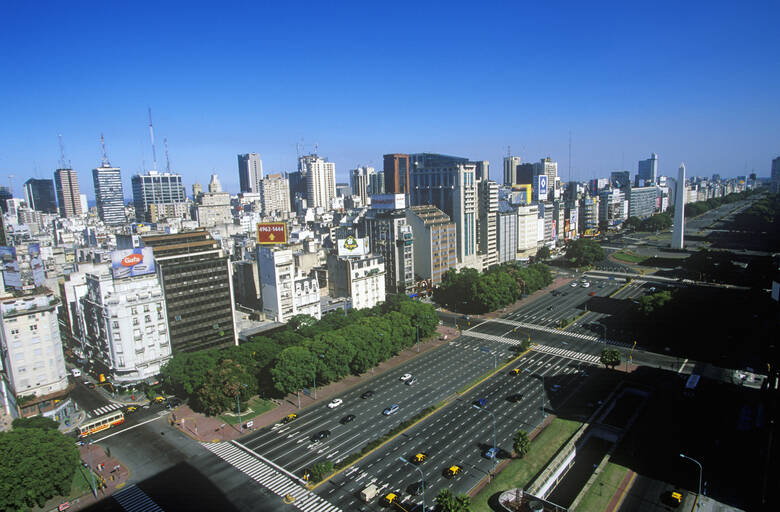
[2,2,778,200]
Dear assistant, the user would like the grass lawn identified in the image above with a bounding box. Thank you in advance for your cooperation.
[575,461,630,512]
[470,418,582,512]
[612,251,647,264]
[218,397,275,425]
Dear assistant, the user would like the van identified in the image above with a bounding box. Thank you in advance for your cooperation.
[71,369,82,378]
[360,484,379,502]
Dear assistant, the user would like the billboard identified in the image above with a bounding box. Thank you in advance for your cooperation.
[0,246,22,289]
[257,222,288,245]
[337,235,369,257]
[111,247,156,279]
[28,243,46,287]
[370,194,405,210]
[537,174,548,200]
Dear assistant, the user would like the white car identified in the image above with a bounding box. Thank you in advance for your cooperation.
[570,282,578,287]
[327,398,343,409]
[400,373,412,382]
[582,282,590,288]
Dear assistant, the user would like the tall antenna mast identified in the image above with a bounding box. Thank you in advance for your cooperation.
[507,145,511,157]
[314,143,318,155]
[568,130,572,182]
[164,137,171,172]
[58,134,66,169]
[148,108,158,171]
[100,133,110,167]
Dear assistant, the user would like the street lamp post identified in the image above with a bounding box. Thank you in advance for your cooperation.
[236,383,248,432]
[680,453,703,506]
[399,456,425,511]
[312,353,324,399]
[416,325,420,353]
[472,404,497,474]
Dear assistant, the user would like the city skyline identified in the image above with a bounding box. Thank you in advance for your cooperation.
[1,2,778,198]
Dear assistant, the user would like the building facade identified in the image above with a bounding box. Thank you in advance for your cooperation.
[383,154,410,196]
[638,153,658,185]
[364,207,415,295]
[628,186,658,219]
[300,154,335,209]
[93,166,125,225]
[258,246,322,323]
[350,166,374,206]
[23,178,58,213]
[477,179,498,269]
[327,253,386,310]
[142,231,237,352]
[54,168,83,217]
[496,202,518,263]
[260,173,291,216]
[406,205,457,285]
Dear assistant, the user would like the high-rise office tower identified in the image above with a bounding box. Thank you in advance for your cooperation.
[533,158,558,186]
[238,153,263,193]
[503,156,522,187]
[384,154,410,195]
[142,230,237,352]
[364,209,415,295]
[23,178,58,213]
[671,164,686,249]
[350,166,374,206]
[369,171,385,195]
[93,164,125,225]
[409,153,478,266]
[54,168,83,217]
[638,153,659,185]
[131,171,187,222]
[300,154,335,209]
[260,173,291,215]
[771,157,780,194]
[477,179,498,269]
[192,183,203,199]
[610,170,631,190]
[0,187,12,214]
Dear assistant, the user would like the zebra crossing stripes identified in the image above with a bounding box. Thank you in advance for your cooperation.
[475,317,600,341]
[531,344,602,364]
[202,442,342,512]
[112,484,165,512]
[461,330,526,346]
[90,402,124,417]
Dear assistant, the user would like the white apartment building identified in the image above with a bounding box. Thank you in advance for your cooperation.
[293,275,321,320]
[1,292,68,403]
[261,173,291,215]
[327,253,386,310]
[516,204,539,258]
[258,246,322,323]
[303,156,336,209]
[80,271,172,385]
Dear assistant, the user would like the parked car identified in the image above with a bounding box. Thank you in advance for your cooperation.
[383,404,400,415]
[327,398,343,409]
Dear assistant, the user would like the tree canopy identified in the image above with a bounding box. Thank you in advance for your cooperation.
[513,429,531,458]
[600,348,621,369]
[12,416,59,431]
[0,428,80,510]
[564,238,605,267]
[435,488,471,512]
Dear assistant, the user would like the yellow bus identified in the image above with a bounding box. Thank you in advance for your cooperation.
[78,411,125,438]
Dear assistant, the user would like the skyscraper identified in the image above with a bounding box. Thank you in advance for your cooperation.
[384,154,410,195]
[638,153,659,185]
[260,173,291,215]
[533,158,558,186]
[503,156,522,187]
[610,170,631,190]
[771,157,780,194]
[300,154,335,209]
[350,166,374,206]
[238,153,263,193]
[131,171,187,222]
[23,178,58,213]
[671,163,686,249]
[54,168,83,217]
[92,165,125,225]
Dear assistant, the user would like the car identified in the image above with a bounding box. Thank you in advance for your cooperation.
[507,393,524,402]
[570,282,578,287]
[166,398,182,409]
[509,368,520,376]
[281,413,297,424]
[598,283,605,288]
[445,465,462,478]
[484,447,498,459]
[310,430,331,442]
[589,291,596,296]
[383,493,398,505]
[400,373,412,382]
[474,398,488,408]
[412,452,428,464]
[153,396,165,403]
[582,282,590,288]
[551,384,561,392]
[383,404,400,415]
[406,377,418,386]
[327,398,343,409]
[546,305,553,310]
[361,390,375,399]
[408,481,424,496]
[340,414,356,424]
[126,406,138,414]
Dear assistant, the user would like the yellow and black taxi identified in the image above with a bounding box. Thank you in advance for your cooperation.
[510,368,520,376]
[126,406,138,414]
[445,465,462,478]
[282,413,297,424]
[383,492,398,504]
[153,396,165,403]
[412,452,427,464]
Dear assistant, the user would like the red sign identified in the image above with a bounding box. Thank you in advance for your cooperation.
[257,223,288,245]
[121,253,143,267]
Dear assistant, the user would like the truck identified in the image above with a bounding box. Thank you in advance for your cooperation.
[360,484,379,502]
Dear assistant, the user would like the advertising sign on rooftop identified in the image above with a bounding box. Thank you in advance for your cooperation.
[111,247,156,279]
[337,235,369,257]
[257,222,288,245]
[370,194,405,210]
[0,246,22,289]
[537,174,548,200]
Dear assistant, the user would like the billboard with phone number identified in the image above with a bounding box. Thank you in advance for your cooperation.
[257,222,288,245]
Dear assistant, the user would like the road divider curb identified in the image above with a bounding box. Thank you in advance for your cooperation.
[312,343,535,490]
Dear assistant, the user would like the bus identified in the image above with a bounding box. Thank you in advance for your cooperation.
[78,411,125,438]
[684,374,700,397]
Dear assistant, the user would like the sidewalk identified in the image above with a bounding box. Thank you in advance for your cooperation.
[50,443,131,512]
[172,323,459,443]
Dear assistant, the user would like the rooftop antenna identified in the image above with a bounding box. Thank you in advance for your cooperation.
[314,143,318,155]
[148,108,158,171]
[164,137,171,172]
[100,133,111,167]
[507,145,511,157]
[568,130,572,182]
[58,134,66,169]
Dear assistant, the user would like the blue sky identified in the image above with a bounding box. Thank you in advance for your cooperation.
[1,1,778,199]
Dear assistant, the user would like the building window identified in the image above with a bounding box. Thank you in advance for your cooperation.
[29,324,38,331]
[112,321,119,329]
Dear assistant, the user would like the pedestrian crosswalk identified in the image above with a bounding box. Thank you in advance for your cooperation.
[90,402,124,417]
[202,442,342,512]
[112,484,165,512]
[468,318,640,349]
[343,465,424,509]
[531,344,602,364]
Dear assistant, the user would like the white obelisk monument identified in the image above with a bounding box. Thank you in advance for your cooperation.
[671,163,686,249]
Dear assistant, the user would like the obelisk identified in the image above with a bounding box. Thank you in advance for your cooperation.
[671,163,686,249]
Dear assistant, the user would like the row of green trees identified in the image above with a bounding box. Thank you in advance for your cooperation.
[0,417,80,510]
[433,263,553,314]
[564,238,606,267]
[683,188,758,218]
[160,296,439,415]
[622,212,673,232]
